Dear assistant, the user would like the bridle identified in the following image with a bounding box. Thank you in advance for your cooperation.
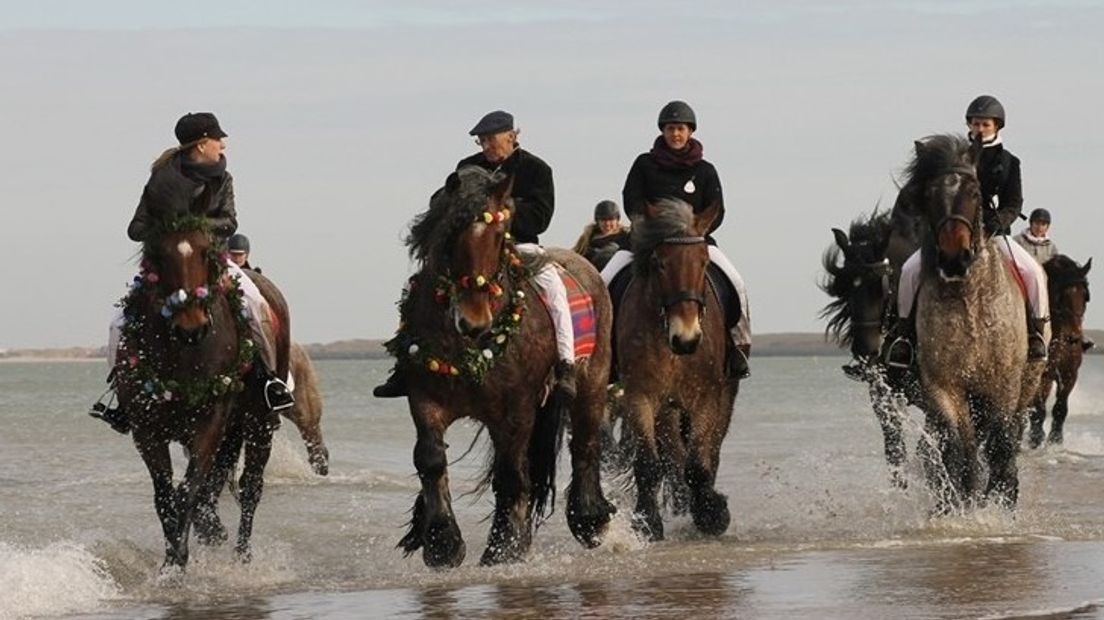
[655,235,709,320]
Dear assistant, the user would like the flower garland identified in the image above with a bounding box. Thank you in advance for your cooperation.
[116,241,255,409]
[385,226,532,384]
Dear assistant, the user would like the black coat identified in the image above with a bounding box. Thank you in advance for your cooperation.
[978,143,1023,236]
[622,152,725,237]
[127,155,237,243]
[457,148,554,245]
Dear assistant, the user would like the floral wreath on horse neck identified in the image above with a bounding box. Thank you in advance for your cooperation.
[116,216,256,408]
[384,210,535,384]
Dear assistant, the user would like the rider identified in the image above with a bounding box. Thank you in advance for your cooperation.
[885,95,1050,371]
[373,110,579,399]
[572,200,631,270]
[1014,208,1094,351]
[227,232,258,271]
[600,100,752,379]
[90,113,294,433]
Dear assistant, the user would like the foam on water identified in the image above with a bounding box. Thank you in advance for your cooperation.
[0,542,120,619]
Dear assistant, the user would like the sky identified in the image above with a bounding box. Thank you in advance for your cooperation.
[1,1,1102,348]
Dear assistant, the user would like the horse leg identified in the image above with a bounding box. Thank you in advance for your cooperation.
[1029,376,1052,448]
[922,391,972,514]
[656,406,690,516]
[625,393,664,541]
[480,426,533,566]
[296,419,330,476]
[566,372,616,548]
[984,408,1021,509]
[399,402,464,568]
[193,420,243,547]
[1048,375,1074,445]
[235,410,277,562]
[136,439,185,569]
[870,377,907,488]
[684,393,733,537]
[172,406,232,568]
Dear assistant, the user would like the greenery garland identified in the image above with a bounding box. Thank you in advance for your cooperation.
[116,230,255,409]
[384,242,531,384]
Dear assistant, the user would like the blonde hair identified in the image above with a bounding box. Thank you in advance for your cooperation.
[150,139,204,171]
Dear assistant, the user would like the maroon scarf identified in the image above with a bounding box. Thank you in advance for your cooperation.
[650,135,703,169]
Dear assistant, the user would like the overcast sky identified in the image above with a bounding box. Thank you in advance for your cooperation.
[1,1,1101,348]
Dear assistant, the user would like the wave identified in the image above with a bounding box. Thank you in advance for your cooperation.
[0,541,120,619]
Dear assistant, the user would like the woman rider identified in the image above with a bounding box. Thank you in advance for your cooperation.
[573,199,631,271]
[90,113,293,433]
[885,95,1050,370]
[601,100,751,379]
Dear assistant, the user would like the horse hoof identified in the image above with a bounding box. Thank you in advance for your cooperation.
[235,545,253,564]
[631,511,664,542]
[1047,431,1064,445]
[1028,429,1045,449]
[423,522,465,569]
[568,496,616,548]
[691,492,730,536]
[478,541,525,566]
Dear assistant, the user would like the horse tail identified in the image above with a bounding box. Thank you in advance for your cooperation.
[529,389,568,526]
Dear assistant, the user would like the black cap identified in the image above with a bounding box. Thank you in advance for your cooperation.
[175,112,228,145]
[594,200,620,221]
[469,110,514,136]
[965,95,1006,128]
[1028,208,1051,224]
[228,233,250,253]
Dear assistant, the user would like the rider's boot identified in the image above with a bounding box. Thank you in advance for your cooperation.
[1083,336,1096,352]
[1028,317,1049,362]
[728,342,751,380]
[553,359,577,401]
[373,365,409,398]
[252,354,294,411]
[883,315,916,372]
[88,368,130,434]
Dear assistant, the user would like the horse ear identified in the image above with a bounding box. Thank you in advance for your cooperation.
[1082,257,1093,275]
[445,171,461,194]
[831,228,851,252]
[490,173,514,204]
[913,140,926,158]
[966,135,983,166]
[695,200,722,236]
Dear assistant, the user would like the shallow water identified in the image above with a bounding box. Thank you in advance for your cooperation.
[2,357,1103,619]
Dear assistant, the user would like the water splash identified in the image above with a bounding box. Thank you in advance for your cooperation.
[0,542,120,618]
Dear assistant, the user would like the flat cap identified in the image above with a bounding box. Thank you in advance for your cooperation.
[469,110,514,136]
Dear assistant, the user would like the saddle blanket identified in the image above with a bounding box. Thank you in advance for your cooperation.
[539,267,597,359]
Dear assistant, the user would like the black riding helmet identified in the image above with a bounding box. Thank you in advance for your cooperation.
[228,233,250,253]
[965,95,1006,128]
[594,200,620,222]
[657,101,696,131]
[1028,208,1051,224]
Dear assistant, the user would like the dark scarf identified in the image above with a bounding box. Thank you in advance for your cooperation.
[180,154,227,183]
[650,135,704,169]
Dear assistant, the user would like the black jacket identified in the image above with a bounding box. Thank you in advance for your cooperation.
[622,153,725,237]
[457,148,554,245]
[127,154,237,242]
[978,143,1023,236]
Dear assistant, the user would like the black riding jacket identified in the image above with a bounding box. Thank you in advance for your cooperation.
[622,153,725,238]
[457,148,554,245]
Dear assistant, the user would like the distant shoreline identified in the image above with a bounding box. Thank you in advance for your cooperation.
[3,330,1100,362]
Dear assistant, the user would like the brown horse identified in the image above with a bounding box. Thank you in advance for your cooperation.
[280,342,329,475]
[903,135,1046,511]
[114,227,287,570]
[388,166,614,567]
[1028,255,1092,447]
[614,198,738,541]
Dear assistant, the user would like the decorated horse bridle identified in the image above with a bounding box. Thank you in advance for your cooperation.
[656,235,709,319]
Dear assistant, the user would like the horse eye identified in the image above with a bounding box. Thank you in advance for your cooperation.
[852,277,863,288]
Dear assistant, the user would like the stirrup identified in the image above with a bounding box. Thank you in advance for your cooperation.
[885,337,914,370]
[264,378,295,411]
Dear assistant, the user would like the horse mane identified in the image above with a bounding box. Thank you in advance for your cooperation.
[897,134,974,208]
[630,198,696,274]
[406,166,500,263]
[819,209,893,345]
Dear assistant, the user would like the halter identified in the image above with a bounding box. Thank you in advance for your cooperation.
[656,235,709,318]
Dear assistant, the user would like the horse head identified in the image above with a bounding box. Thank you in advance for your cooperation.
[409,166,515,339]
[146,227,218,340]
[824,222,891,362]
[635,199,720,355]
[906,135,983,280]
[1046,255,1093,340]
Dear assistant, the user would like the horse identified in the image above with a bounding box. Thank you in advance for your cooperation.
[612,198,738,541]
[821,210,913,483]
[114,226,287,569]
[1028,255,1092,447]
[903,134,1046,511]
[387,166,615,567]
[277,342,329,475]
